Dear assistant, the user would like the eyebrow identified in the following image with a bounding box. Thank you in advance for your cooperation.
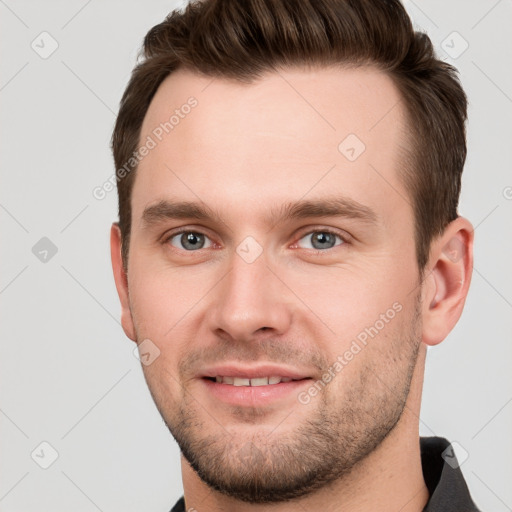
[267,196,378,226]
[140,196,378,230]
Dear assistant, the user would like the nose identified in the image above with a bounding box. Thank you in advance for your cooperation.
[207,249,293,343]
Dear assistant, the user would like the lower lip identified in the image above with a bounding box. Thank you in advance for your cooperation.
[201,378,311,407]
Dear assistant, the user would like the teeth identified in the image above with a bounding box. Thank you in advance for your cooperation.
[213,376,297,386]
[250,377,269,386]
[233,377,250,386]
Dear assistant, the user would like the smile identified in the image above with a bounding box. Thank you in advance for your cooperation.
[207,376,304,386]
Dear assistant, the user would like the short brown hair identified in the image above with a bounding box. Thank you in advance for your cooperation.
[112,0,467,272]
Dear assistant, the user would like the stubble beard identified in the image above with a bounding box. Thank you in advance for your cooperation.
[142,300,422,504]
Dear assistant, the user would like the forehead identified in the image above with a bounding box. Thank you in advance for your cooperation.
[133,65,411,229]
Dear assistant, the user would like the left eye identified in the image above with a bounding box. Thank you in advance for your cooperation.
[168,231,213,251]
[297,231,344,250]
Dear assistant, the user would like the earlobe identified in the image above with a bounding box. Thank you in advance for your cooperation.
[110,223,137,342]
[421,217,474,346]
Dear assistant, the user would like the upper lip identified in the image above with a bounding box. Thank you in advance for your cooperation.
[200,363,312,380]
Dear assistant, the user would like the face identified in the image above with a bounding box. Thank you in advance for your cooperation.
[122,66,424,503]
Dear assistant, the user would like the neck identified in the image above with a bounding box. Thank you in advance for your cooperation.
[180,345,429,512]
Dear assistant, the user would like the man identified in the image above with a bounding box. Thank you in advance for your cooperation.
[110,0,480,510]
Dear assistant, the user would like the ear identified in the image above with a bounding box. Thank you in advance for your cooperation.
[110,223,137,342]
[421,217,474,346]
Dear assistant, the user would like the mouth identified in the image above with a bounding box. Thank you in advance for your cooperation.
[203,376,307,386]
[199,365,314,407]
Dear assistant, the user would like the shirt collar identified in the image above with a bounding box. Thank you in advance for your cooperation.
[420,436,480,511]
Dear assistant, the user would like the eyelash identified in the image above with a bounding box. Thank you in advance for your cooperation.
[161,227,350,254]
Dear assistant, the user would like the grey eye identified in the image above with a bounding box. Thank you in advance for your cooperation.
[170,232,212,251]
[297,231,343,250]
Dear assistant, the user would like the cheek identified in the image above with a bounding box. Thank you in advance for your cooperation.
[129,269,192,401]
[128,259,213,342]
[320,299,418,402]
[127,239,417,361]
[289,261,412,350]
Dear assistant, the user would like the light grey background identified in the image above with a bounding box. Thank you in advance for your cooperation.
[1,1,511,511]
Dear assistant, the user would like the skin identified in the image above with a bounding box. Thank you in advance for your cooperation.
[111,66,474,512]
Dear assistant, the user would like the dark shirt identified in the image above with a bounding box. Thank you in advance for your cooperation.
[170,436,480,511]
